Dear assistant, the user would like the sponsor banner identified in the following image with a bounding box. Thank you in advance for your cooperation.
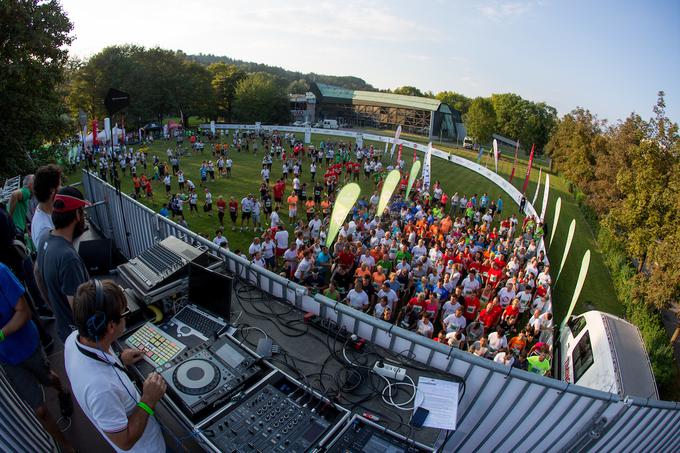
[560,250,591,331]
[422,143,432,191]
[377,170,401,217]
[509,140,519,184]
[532,168,542,206]
[390,125,402,159]
[522,144,535,194]
[493,139,499,173]
[406,160,422,200]
[549,197,562,250]
[326,183,361,248]
[555,219,576,285]
[540,174,550,221]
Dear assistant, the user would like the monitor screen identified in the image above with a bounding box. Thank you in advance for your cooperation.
[188,263,233,322]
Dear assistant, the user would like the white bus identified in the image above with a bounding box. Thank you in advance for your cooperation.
[557,311,658,399]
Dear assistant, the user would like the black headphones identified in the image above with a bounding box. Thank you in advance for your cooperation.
[85,279,108,340]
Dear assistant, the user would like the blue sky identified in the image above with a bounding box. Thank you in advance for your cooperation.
[61,0,679,123]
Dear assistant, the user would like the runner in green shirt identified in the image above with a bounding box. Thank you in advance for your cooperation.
[527,351,551,375]
[323,283,340,301]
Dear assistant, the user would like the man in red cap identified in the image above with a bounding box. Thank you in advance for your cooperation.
[36,186,91,343]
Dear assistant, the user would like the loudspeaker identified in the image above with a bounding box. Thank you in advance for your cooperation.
[79,238,113,276]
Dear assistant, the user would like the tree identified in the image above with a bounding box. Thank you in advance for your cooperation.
[545,108,604,189]
[232,73,290,124]
[436,91,471,115]
[393,86,423,97]
[464,97,496,144]
[491,93,527,141]
[0,0,73,178]
[176,61,213,125]
[287,79,309,94]
[209,63,246,122]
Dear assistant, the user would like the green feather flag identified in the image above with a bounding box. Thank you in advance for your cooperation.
[377,170,401,218]
[325,183,361,248]
[405,160,421,200]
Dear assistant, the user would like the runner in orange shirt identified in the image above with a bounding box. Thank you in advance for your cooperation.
[305,199,315,221]
[320,197,331,216]
[287,192,298,220]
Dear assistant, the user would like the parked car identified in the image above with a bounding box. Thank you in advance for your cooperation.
[463,136,474,149]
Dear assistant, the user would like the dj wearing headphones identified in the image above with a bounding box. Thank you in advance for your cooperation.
[63,280,167,453]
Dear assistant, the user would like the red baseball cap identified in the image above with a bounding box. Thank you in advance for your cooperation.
[53,187,91,212]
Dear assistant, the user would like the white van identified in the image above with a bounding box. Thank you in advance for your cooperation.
[322,119,339,130]
[557,311,658,399]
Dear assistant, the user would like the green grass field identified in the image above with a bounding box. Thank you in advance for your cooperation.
[65,128,621,322]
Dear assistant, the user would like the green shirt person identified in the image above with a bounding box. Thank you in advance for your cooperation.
[9,178,32,234]
[527,351,551,375]
[323,283,340,301]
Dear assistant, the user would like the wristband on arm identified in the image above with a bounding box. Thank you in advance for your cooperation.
[0,329,4,342]
[137,401,154,416]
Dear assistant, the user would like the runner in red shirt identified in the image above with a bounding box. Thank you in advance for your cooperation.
[273,179,285,206]
[464,293,481,322]
[487,261,504,288]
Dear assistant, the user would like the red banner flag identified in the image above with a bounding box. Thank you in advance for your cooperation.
[413,145,417,163]
[521,144,535,194]
[92,119,98,146]
[509,140,519,184]
[397,143,403,162]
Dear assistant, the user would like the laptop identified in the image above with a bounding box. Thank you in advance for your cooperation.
[162,263,234,347]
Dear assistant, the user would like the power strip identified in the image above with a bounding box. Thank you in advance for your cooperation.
[372,361,406,381]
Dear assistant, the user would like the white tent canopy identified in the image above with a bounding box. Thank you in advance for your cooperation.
[81,126,125,145]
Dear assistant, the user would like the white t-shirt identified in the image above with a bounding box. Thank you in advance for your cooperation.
[488,332,508,351]
[248,242,262,256]
[443,313,467,332]
[462,277,481,295]
[440,301,461,320]
[31,206,54,247]
[294,258,312,280]
[347,289,369,309]
[498,287,516,307]
[377,288,398,309]
[274,230,289,249]
[63,332,164,453]
[309,218,322,236]
[416,320,434,337]
[261,241,275,259]
[271,211,280,228]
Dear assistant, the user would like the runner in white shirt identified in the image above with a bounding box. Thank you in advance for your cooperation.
[346,282,369,311]
[497,283,516,308]
[248,238,262,257]
[462,271,481,295]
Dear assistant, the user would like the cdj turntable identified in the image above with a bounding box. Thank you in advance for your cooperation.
[197,374,349,453]
[158,335,263,420]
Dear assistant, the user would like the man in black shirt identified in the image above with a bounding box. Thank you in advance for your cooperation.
[37,187,90,343]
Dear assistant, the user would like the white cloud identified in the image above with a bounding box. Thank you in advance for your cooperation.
[476,1,537,21]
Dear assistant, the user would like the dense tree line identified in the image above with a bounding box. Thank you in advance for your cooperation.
[0,0,73,177]
[463,93,558,153]
[547,93,679,387]
[189,53,376,91]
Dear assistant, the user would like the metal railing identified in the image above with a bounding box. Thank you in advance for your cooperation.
[81,169,679,452]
